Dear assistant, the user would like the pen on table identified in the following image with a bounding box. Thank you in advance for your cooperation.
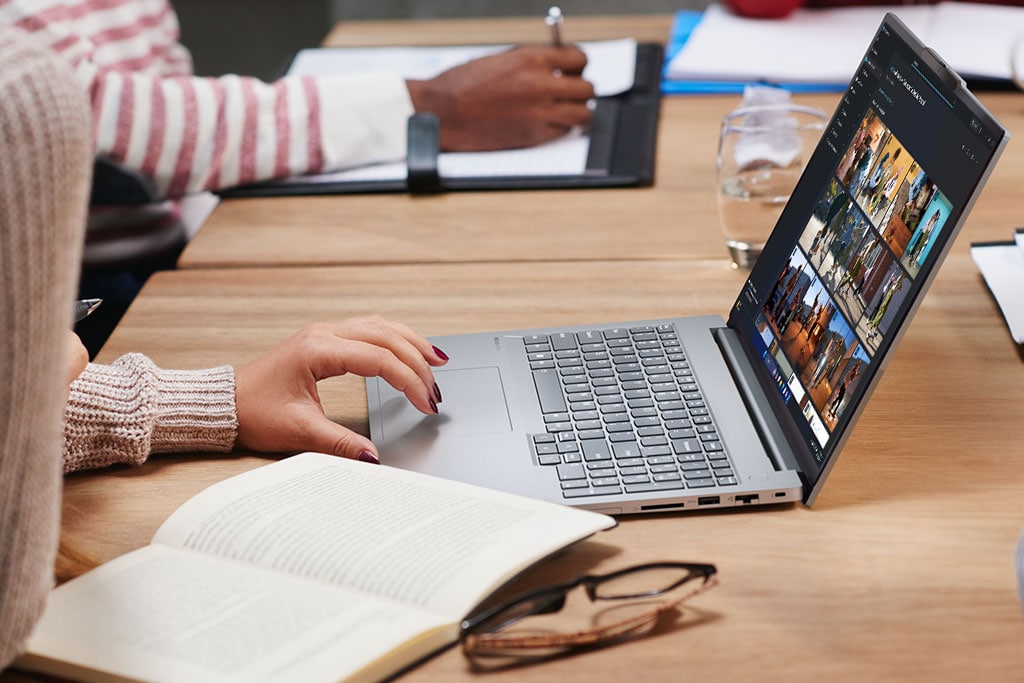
[73,298,103,323]
[546,6,563,47]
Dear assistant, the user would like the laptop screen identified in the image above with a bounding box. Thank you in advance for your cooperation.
[727,14,1006,503]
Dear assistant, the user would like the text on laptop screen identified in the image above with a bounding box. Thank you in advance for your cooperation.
[729,18,1004,475]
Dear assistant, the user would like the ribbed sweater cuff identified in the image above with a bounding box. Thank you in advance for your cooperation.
[63,354,238,473]
[148,364,238,454]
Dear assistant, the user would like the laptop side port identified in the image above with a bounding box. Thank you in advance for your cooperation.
[697,496,720,506]
[735,493,760,505]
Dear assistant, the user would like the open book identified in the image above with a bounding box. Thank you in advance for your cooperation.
[17,453,616,683]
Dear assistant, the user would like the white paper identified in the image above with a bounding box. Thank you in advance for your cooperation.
[666,3,1024,85]
[971,242,1024,344]
[285,39,636,182]
[289,38,637,98]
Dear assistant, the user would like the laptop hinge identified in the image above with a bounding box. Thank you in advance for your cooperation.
[712,327,801,474]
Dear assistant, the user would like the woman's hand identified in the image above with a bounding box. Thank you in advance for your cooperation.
[233,316,448,463]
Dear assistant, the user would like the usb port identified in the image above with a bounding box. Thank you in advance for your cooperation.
[736,494,760,505]
[697,496,720,506]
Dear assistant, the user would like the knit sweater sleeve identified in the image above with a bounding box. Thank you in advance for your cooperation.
[63,354,239,474]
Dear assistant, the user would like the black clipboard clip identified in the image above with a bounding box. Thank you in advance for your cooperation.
[406,112,443,194]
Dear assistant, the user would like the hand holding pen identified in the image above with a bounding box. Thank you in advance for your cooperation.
[403,9,593,152]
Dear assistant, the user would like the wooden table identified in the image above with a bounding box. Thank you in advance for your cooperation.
[56,250,1024,681]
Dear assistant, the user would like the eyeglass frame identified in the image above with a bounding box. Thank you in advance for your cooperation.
[459,561,717,655]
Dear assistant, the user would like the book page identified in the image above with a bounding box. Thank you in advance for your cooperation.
[153,453,615,621]
[22,545,452,683]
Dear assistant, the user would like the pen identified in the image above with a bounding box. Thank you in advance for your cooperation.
[545,6,563,47]
[74,298,103,323]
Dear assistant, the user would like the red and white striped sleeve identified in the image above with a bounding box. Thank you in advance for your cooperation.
[0,0,414,198]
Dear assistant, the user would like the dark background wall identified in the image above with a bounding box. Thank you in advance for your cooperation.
[172,1,708,81]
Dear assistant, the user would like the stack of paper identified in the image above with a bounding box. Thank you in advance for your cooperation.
[662,2,1024,94]
[971,231,1024,344]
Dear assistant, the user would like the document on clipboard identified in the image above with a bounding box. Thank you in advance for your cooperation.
[219,39,663,198]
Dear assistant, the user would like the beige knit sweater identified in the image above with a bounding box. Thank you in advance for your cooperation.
[0,28,237,670]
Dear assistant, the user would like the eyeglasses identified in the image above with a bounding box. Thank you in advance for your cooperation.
[460,562,717,660]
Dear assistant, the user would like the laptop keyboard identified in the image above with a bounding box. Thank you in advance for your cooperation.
[524,324,737,499]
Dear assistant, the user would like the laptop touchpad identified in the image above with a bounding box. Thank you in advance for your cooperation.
[379,366,512,441]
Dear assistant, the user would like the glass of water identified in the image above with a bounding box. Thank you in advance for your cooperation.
[716,103,827,269]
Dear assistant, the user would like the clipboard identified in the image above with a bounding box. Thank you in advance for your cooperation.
[219,42,663,198]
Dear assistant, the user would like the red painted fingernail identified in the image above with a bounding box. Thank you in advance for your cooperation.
[358,450,380,464]
[429,397,439,414]
[432,345,450,361]
[434,382,443,403]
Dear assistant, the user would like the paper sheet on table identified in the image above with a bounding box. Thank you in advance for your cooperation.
[289,38,637,98]
[667,4,933,85]
[971,240,1024,344]
[927,3,1024,81]
[666,2,1024,87]
[286,39,636,181]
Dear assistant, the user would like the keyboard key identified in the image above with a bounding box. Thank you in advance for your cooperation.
[672,439,701,454]
[685,478,716,489]
[622,475,651,485]
[619,466,648,476]
[624,480,685,493]
[533,433,556,443]
[557,441,580,454]
[556,463,586,480]
[535,443,558,455]
[611,442,642,459]
[563,485,622,498]
[591,476,621,488]
[538,454,561,465]
[532,369,567,414]
[581,439,612,461]
[550,332,578,351]
[561,479,589,490]
[586,460,615,471]
[609,432,637,443]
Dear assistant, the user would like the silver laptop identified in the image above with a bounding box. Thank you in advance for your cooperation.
[367,15,1007,515]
